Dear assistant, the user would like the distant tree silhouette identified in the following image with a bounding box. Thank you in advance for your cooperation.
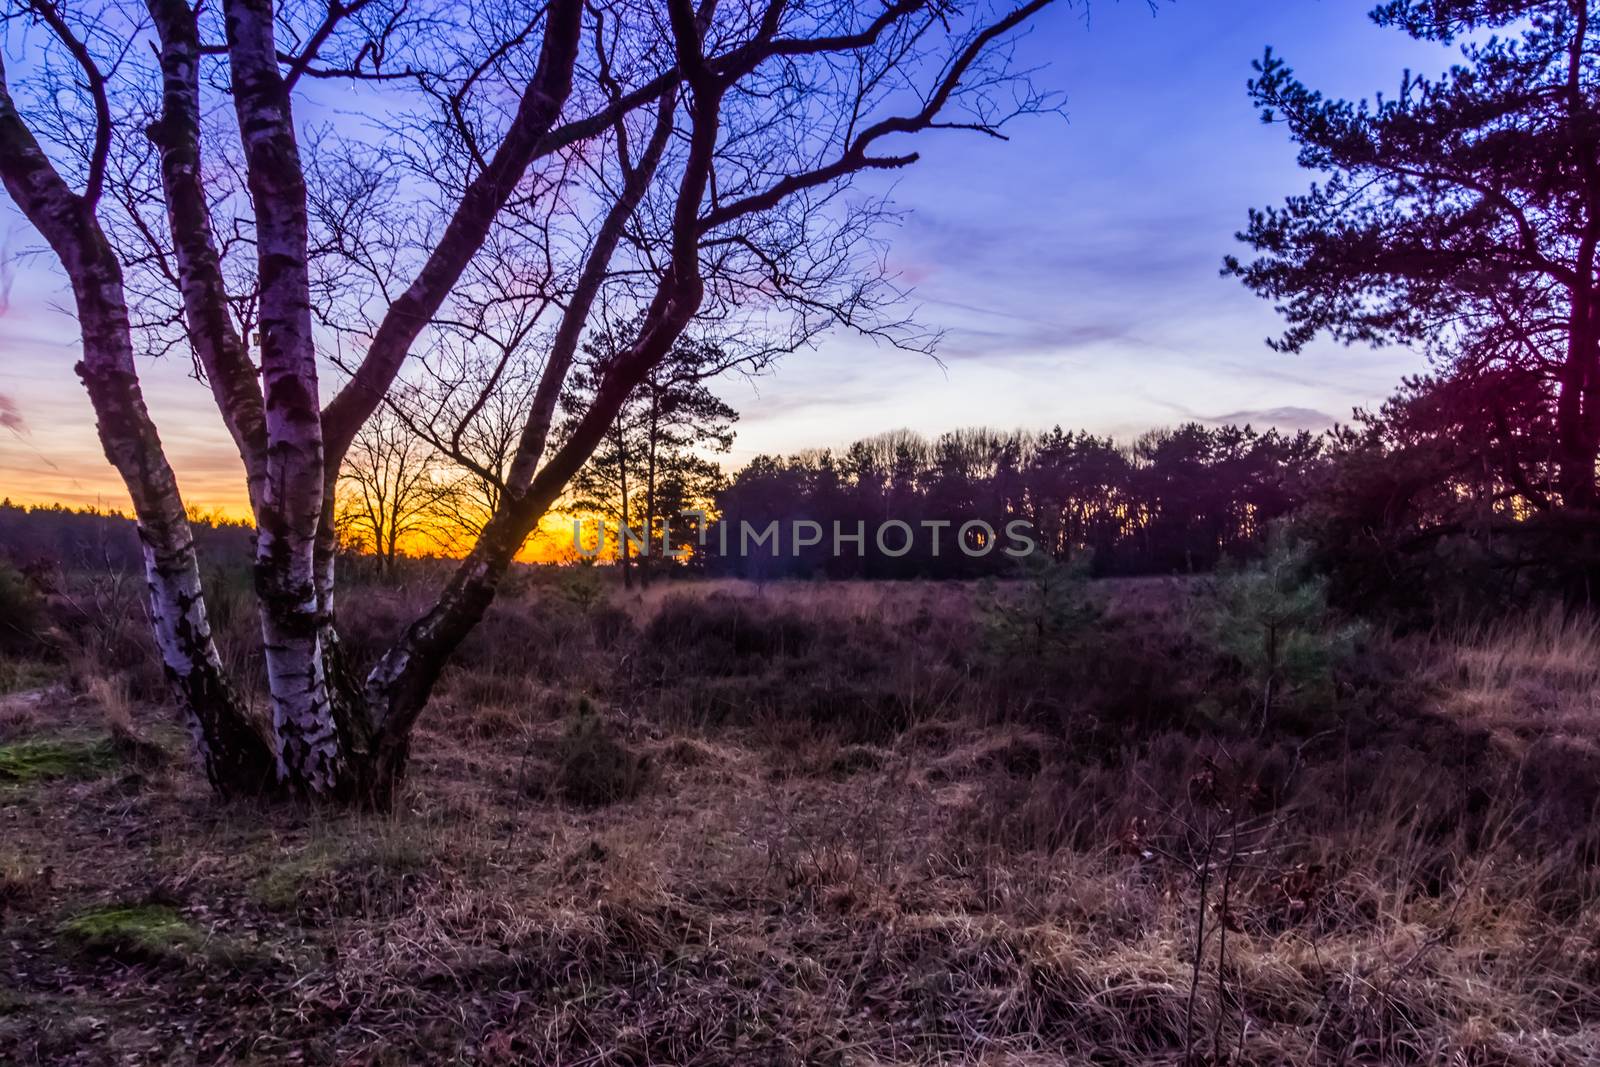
[712,424,1323,579]
[1023,428,1129,563]
[336,406,455,573]
[2,417,1331,588]
[397,347,545,548]
[1227,0,1600,510]
[561,328,739,588]
[0,500,252,574]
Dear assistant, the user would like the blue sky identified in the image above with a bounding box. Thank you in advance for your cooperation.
[0,0,1459,511]
[713,0,1454,460]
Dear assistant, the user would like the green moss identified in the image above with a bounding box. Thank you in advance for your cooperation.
[252,833,433,914]
[0,738,118,783]
[58,904,203,962]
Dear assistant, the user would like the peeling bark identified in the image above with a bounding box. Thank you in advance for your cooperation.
[226,0,346,794]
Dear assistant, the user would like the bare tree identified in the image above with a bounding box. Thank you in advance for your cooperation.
[0,0,1062,805]
[389,342,547,552]
[336,404,453,572]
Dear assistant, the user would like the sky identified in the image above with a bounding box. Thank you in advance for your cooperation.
[0,0,1461,515]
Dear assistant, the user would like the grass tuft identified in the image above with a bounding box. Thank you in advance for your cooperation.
[0,659,59,697]
[0,738,119,783]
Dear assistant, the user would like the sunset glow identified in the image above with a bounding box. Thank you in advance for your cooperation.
[0,0,1445,522]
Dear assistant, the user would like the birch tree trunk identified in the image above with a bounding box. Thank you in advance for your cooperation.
[224,0,352,796]
[0,62,278,795]
[0,0,1053,809]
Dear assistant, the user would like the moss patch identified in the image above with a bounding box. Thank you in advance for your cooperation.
[253,833,435,917]
[0,738,119,783]
[57,904,204,963]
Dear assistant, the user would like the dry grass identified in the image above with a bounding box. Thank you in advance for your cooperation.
[0,578,1596,1064]
[1440,608,1600,750]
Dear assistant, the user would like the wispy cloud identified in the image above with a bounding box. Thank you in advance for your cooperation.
[0,393,26,436]
[1153,401,1337,432]
[1204,406,1336,431]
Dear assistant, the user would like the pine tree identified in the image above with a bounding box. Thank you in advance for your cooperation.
[562,329,737,586]
[1227,0,1600,509]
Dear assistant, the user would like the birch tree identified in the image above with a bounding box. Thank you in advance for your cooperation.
[0,0,1061,805]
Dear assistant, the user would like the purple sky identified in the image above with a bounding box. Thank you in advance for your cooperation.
[0,0,1456,513]
[711,0,1457,462]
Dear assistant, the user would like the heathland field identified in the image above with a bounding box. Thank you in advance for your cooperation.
[10,0,1600,1062]
[3,571,1599,1065]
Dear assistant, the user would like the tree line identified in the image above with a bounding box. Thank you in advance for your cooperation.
[1,418,1324,584]
[0,502,254,576]
[702,424,1324,580]
[6,380,1582,622]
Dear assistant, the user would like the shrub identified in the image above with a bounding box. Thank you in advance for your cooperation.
[977,565,1194,745]
[553,702,650,806]
[49,566,168,702]
[0,560,45,655]
[1196,533,1358,729]
[451,592,586,682]
[979,553,1100,660]
[643,592,821,671]
[551,565,606,610]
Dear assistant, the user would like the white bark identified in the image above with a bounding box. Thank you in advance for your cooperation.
[226,0,344,792]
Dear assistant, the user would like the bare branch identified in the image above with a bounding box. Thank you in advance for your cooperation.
[22,0,112,206]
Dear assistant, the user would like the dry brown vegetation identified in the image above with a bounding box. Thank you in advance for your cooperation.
[2,573,1599,1065]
